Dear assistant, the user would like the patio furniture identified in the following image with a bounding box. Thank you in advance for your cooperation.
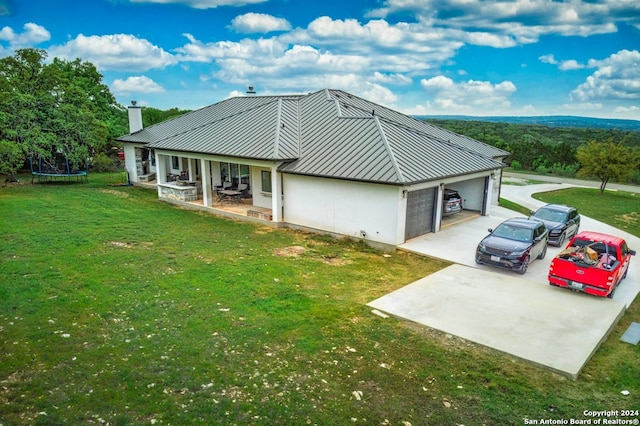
[218,189,242,204]
[237,183,249,198]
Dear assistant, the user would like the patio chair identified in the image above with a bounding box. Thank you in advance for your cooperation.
[237,183,249,198]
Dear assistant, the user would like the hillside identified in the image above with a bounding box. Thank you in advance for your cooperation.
[416,115,640,131]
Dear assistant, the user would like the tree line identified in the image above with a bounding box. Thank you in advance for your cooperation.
[0,48,189,177]
[426,119,640,189]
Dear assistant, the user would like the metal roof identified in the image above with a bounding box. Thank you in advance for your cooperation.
[117,88,507,185]
[118,95,302,160]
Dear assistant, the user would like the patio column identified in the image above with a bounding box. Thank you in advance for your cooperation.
[156,153,167,197]
[188,158,197,181]
[201,158,212,207]
[271,167,283,222]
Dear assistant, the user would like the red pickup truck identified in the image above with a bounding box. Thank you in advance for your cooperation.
[548,231,636,298]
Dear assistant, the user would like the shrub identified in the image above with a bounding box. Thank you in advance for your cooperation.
[90,153,115,172]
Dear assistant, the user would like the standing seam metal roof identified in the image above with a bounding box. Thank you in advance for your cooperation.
[116,88,506,185]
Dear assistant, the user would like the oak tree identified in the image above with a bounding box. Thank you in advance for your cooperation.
[576,140,638,194]
[0,48,125,176]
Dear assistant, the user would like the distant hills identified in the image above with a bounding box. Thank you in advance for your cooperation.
[415,115,640,131]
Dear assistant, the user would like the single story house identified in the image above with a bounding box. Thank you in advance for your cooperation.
[117,89,509,248]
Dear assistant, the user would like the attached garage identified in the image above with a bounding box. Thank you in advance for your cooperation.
[404,172,497,241]
[405,187,437,240]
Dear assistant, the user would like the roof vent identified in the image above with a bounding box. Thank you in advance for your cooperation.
[246,86,256,95]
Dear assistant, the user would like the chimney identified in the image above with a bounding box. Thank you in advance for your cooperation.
[127,100,143,133]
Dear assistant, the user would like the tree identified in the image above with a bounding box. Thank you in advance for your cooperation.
[576,139,639,194]
[0,48,124,176]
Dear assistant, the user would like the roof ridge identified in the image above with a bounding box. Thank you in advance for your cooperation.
[373,116,405,183]
[274,99,283,158]
[379,118,504,168]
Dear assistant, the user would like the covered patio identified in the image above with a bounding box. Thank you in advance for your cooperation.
[135,176,274,223]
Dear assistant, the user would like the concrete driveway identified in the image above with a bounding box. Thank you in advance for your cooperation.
[368,182,639,379]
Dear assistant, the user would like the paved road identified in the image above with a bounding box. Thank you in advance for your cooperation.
[503,171,640,193]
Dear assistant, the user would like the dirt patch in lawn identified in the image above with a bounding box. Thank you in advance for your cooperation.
[274,246,306,257]
[618,211,639,225]
[97,189,130,198]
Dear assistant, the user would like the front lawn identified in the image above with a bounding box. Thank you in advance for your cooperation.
[1,174,638,425]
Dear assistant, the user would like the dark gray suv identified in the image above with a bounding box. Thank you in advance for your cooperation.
[475,217,549,275]
[528,204,580,246]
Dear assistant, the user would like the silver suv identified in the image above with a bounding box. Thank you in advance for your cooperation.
[443,188,462,216]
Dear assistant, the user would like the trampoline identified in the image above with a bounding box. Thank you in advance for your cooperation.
[30,155,89,184]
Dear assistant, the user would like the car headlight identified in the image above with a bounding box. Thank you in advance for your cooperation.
[549,227,563,236]
[509,251,526,259]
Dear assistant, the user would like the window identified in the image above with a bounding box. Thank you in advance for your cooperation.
[261,170,272,193]
[171,156,179,170]
[240,164,250,185]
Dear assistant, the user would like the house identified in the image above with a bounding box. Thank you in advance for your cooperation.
[117,89,509,248]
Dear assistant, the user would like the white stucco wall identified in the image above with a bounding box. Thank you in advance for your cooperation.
[122,143,139,182]
[491,168,502,205]
[251,167,273,210]
[447,177,486,211]
[283,174,403,245]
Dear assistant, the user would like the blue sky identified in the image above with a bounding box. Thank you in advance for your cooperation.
[1,0,639,119]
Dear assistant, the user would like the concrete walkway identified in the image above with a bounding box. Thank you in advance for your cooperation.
[368,181,639,379]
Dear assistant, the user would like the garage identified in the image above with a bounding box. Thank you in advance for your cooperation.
[405,187,437,240]
[404,175,494,242]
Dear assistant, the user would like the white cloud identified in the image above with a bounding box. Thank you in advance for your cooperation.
[420,76,517,113]
[539,54,558,65]
[0,23,50,48]
[540,54,584,71]
[230,13,291,34]
[361,82,399,106]
[614,105,640,114]
[111,75,165,94]
[561,102,603,112]
[177,33,286,62]
[48,34,177,71]
[558,60,584,71]
[571,49,640,101]
[368,0,638,46]
[370,71,412,85]
[129,0,266,9]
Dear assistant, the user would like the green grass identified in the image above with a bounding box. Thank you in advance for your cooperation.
[533,187,640,237]
[498,197,532,216]
[1,174,639,425]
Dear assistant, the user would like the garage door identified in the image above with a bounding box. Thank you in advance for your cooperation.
[405,187,436,240]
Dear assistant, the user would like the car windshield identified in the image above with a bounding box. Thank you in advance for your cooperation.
[493,223,533,242]
[534,208,567,223]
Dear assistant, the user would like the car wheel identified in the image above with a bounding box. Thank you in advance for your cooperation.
[607,284,616,299]
[517,255,530,275]
[538,244,547,260]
